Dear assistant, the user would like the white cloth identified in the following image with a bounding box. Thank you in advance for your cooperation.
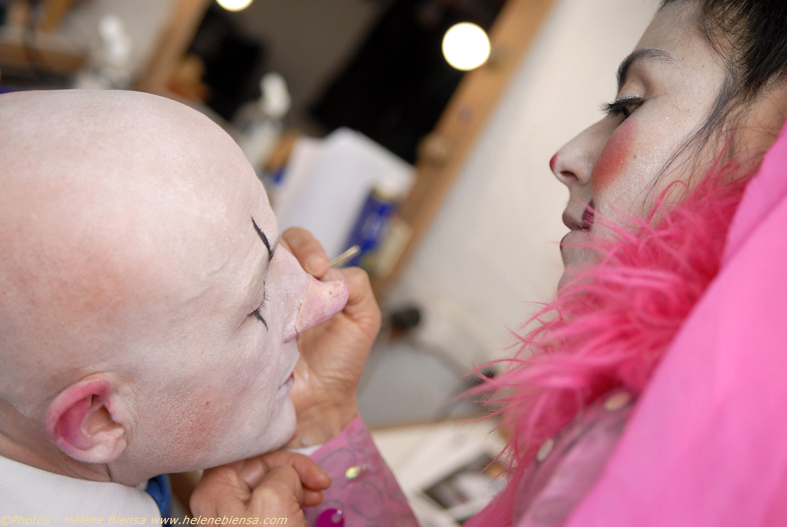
[286,444,322,457]
[0,454,160,519]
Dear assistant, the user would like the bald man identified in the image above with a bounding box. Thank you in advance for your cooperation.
[0,90,382,521]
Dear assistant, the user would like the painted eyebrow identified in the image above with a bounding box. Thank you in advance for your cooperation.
[251,217,280,262]
[617,49,673,93]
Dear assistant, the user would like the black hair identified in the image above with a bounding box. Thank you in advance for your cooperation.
[658,0,787,181]
[666,0,787,97]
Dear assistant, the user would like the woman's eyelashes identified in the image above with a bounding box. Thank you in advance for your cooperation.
[601,95,644,120]
[252,289,269,330]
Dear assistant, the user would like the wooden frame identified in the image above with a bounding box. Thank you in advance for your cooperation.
[39,0,77,32]
[133,0,557,302]
[0,35,85,75]
[135,0,211,96]
[371,0,557,299]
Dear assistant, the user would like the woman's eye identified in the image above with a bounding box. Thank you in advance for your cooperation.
[252,290,268,330]
[601,96,643,120]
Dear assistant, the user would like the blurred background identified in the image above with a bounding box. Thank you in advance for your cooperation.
[0,0,655,521]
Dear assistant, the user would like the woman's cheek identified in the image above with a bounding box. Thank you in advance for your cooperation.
[592,119,638,192]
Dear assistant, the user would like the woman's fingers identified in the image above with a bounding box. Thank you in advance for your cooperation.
[282,228,377,327]
[258,450,332,492]
[250,465,305,508]
[189,451,330,521]
[337,266,381,328]
[283,227,330,278]
[190,462,250,517]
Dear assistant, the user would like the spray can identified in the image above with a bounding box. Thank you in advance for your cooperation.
[342,180,401,270]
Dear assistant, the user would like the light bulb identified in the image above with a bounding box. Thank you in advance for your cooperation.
[442,22,491,71]
[216,0,254,12]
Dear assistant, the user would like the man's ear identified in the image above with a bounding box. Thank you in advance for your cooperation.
[45,375,128,464]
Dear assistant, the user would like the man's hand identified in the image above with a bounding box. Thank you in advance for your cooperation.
[282,227,381,447]
[190,451,331,525]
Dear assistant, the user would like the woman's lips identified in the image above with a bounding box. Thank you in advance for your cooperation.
[559,228,593,269]
[561,229,587,252]
[581,200,595,230]
[562,199,595,233]
[561,199,595,263]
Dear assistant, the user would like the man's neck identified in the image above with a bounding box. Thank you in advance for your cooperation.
[0,404,112,482]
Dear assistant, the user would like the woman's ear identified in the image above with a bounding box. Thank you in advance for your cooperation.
[45,375,128,464]
[738,82,787,160]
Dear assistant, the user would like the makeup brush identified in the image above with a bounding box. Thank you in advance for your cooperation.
[329,245,360,268]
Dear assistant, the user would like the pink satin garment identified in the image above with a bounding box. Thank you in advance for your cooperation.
[304,415,419,527]
[462,391,635,527]
[562,123,787,526]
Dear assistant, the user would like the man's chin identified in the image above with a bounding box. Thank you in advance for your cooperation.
[198,398,298,470]
[260,397,298,452]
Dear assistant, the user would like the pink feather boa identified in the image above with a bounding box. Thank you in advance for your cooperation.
[472,165,750,526]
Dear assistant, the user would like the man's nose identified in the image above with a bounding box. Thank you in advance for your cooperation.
[276,247,349,341]
[293,275,348,337]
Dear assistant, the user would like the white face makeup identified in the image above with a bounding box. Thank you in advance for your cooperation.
[551,1,728,287]
[118,101,350,476]
[136,181,308,472]
[0,90,348,483]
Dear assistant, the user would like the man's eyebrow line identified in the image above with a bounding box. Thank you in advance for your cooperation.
[251,217,280,262]
[617,48,673,92]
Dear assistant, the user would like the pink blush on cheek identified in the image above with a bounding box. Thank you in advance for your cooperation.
[592,120,637,192]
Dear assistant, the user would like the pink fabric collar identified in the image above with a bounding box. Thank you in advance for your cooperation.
[564,125,787,526]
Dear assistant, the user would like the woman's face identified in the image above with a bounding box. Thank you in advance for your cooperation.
[552,0,727,286]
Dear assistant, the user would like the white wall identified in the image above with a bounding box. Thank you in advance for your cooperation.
[388,0,658,367]
[59,0,175,78]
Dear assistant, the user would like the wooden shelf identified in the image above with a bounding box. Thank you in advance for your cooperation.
[0,28,85,76]
[370,0,557,300]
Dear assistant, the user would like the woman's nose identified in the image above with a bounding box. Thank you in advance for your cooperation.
[551,119,608,189]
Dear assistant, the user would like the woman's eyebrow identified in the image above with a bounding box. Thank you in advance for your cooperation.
[617,48,673,92]
[251,217,280,262]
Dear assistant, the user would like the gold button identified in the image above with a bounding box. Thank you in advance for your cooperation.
[345,465,362,479]
[604,391,632,412]
[345,464,371,480]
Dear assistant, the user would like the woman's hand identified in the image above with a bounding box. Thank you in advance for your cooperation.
[190,451,331,525]
[281,227,381,447]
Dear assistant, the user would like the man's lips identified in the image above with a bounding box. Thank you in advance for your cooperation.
[271,372,296,417]
[277,373,295,397]
[276,351,300,398]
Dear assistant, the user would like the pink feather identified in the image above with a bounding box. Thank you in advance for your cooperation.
[470,164,750,526]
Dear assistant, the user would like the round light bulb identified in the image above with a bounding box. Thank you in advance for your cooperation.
[442,22,491,71]
[216,0,254,12]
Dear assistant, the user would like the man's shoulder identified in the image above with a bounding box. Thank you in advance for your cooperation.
[0,454,161,519]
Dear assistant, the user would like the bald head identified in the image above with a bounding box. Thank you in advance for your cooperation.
[0,90,347,485]
[0,90,259,411]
